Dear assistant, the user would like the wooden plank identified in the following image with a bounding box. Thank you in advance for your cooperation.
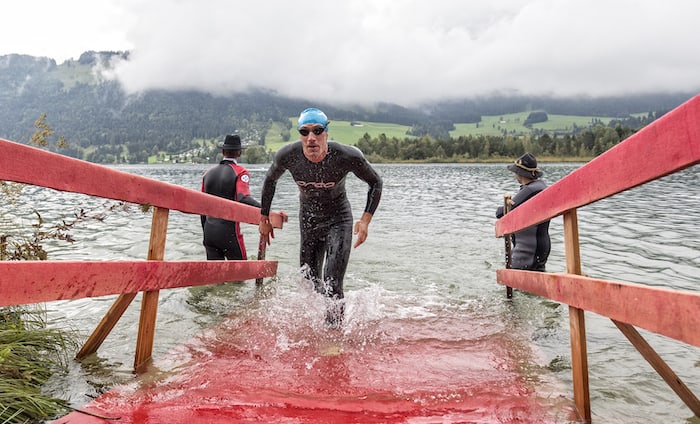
[563,210,582,275]
[147,207,169,261]
[0,138,285,228]
[569,306,590,423]
[502,194,513,299]
[134,206,168,371]
[496,94,700,237]
[135,290,159,372]
[563,208,590,422]
[255,235,267,285]
[612,320,700,417]
[0,260,278,307]
[496,270,700,348]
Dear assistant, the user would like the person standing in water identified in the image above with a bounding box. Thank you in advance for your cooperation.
[496,152,551,271]
[201,134,260,260]
[258,108,383,327]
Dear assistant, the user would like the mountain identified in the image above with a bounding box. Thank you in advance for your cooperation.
[0,51,695,163]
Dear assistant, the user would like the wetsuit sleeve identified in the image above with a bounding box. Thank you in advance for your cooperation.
[364,178,382,215]
[496,206,504,218]
[511,181,544,209]
[238,194,261,208]
[260,147,290,216]
[349,147,383,215]
[200,177,206,228]
[233,167,261,208]
[497,180,546,218]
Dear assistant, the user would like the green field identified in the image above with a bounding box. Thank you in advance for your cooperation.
[451,112,616,137]
[50,63,97,90]
[263,112,619,151]
[264,118,414,151]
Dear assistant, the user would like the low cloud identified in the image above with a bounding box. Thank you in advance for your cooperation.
[105,0,700,106]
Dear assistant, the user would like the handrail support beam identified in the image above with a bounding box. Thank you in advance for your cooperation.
[134,206,169,372]
[563,209,591,423]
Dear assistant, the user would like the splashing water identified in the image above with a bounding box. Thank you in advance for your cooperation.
[59,268,574,423]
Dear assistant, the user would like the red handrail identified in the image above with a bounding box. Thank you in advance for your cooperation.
[495,93,700,422]
[0,138,285,370]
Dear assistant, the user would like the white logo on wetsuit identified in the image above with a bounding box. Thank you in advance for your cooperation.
[241,175,249,183]
[296,181,336,189]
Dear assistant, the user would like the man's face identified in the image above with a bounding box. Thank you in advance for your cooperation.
[299,124,328,163]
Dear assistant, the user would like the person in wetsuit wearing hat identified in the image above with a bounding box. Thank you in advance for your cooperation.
[258,108,383,328]
[496,152,551,271]
[201,134,261,260]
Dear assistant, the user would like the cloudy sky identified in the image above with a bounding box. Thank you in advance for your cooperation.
[3,0,700,106]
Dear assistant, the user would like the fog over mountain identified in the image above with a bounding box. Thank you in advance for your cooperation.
[4,1,700,107]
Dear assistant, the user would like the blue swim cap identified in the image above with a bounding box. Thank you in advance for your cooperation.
[297,108,329,129]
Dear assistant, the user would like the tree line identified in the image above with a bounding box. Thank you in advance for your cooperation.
[355,123,640,163]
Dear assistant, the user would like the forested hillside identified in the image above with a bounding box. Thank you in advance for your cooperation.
[0,51,695,163]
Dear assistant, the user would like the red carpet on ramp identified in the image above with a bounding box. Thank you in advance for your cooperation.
[54,314,574,423]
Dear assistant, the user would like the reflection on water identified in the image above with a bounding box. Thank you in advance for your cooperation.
[5,163,699,423]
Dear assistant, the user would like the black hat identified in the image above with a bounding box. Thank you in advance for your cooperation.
[218,134,245,150]
[507,152,543,179]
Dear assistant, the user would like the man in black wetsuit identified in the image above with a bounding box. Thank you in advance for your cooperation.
[201,134,261,260]
[258,108,383,328]
[496,152,551,271]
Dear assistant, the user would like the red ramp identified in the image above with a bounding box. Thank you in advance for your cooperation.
[55,313,573,423]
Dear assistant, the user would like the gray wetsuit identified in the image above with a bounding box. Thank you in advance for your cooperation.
[496,179,550,271]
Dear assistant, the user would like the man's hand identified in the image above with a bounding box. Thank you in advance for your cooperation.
[353,212,373,248]
[259,215,274,246]
[259,211,289,246]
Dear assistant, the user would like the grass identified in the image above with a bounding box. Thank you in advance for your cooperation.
[0,306,78,423]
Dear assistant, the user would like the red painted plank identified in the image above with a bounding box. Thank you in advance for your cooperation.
[496,269,700,348]
[496,94,700,236]
[0,260,277,307]
[0,138,284,228]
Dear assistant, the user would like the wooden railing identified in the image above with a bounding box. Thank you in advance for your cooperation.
[495,94,700,422]
[0,139,285,372]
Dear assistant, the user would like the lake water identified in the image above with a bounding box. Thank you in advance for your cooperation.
[4,162,699,423]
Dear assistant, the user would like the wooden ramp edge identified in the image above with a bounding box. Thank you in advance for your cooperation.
[496,269,700,348]
[0,138,284,228]
[0,260,278,307]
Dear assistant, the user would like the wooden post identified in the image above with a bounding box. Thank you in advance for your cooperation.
[0,234,7,260]
[503,195,513,299]
[563,209,591,423]
[255,235,266,285]
[134,206,169,372]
